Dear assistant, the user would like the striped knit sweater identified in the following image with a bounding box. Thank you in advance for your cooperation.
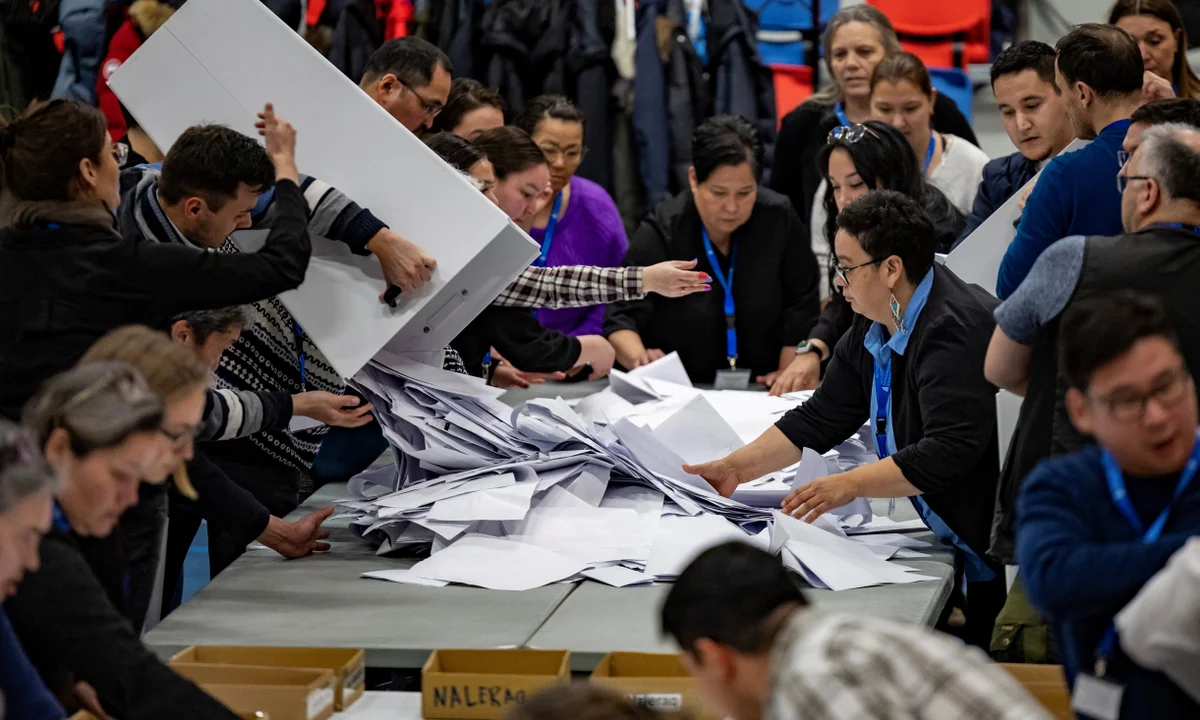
[118,167,386,478]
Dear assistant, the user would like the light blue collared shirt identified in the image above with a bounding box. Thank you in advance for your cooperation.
[865,268,994,583]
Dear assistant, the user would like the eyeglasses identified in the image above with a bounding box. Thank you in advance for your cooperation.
[826,124,879,145]
[112,141,129,167]
[1117,174,1153,194]
[401,80,444,119]
[833,258,883,285]
[159,424,199,450]
[1090,367,1193,423]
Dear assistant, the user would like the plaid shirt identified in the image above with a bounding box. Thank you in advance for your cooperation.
[492,265,644,309]
[766,612,1052,720]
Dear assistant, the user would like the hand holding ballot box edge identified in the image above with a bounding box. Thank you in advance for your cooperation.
[109,0,538,379]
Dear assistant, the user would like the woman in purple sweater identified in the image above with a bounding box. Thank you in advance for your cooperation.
[516,96,629,337]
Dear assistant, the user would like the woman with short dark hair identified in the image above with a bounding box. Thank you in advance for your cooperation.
[604,115,820,386]
[686,190,1005,649]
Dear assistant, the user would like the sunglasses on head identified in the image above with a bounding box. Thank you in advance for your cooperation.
[826,124,880,145]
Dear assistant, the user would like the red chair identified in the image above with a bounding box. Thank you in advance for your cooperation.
[868,0,990,69]
[770,64,814,128]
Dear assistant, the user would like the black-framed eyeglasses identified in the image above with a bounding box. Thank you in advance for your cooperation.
[826,123,879,145]
[833,258,883,285]
[401,80,444,118]
[1117,174,1153,194]
[1089,367,1193,423]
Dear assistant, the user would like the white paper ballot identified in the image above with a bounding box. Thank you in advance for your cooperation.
[109,0,539,378]
[583,565,655,588]
[628,352,693,388]
[407,535,588,591]
[361,569,450,587]
[427,481,536,522]
[653,395,745,465]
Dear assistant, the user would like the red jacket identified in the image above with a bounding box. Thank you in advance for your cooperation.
[96,18,142,138]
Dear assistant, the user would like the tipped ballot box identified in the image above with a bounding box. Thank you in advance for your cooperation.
[998,664,1072,719]
[170,646,365,710]
[171,664,336,720]
[422,649,570,719]
[590,652,718,720]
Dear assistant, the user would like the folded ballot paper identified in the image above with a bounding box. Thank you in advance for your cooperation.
[345,353,932,592]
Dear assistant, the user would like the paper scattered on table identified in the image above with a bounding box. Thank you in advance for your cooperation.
[338,356,940,592]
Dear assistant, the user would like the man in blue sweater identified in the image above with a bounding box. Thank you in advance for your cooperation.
[995,24,1144,299]
[1017,292,1200,719]
[956,41,1074,245]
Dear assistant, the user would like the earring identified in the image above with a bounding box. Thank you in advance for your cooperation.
[890,293,906,334]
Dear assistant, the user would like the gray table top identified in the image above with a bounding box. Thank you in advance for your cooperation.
[526,501,955,671]
[143,485,575,669]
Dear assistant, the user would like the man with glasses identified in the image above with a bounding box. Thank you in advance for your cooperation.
[1017,291,1200,720]
[359,37,453,133]
[986,122,1200,567]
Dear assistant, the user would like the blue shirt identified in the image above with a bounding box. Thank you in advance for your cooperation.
[864,271,995,583]
[0,607,65,719]
[996,119,1129,299]
[1018,447,1200,719]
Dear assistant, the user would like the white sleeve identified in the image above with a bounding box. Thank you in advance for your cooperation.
[1117,536,1200,703]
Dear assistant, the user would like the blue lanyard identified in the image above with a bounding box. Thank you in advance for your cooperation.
[833,102,849,127]
[51,502,70,532]
[701,226,738,369]
[534,192,564,268]
[1094,433,1200,674]
[922,134,937,174]
[873,359,892,459]
[1145,222,1200,236]
[294,321,307,391]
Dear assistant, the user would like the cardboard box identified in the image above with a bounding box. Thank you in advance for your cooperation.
[172,663,336,720]
[170,646,365,710]
[998,664,1073,720]
[590,652,718,719]
[422,649,570,719]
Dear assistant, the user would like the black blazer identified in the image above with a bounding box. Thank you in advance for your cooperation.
[774,264,1001,560]
[7,527,240,719]
[772,93,978,228]
[0,181,311,420]
[604,187,820,383]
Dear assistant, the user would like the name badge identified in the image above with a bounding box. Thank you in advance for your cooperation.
[1072,673,1124,720]
[713,368,751,390]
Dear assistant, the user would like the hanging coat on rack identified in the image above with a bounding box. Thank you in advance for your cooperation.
[326,0,385,81]
[478,0,569,117]
[632,0,670,209]
[705,0,776,173]
[428,0,477,81]
[661,0,708,196]
[568,0,613,191]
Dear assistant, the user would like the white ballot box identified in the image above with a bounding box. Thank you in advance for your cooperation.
[109,0,538,378]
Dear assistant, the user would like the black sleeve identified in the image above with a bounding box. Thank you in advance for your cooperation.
[891,315,998,494]
[932,92,979,147]
[487,307,583,373]
[260,390,294,431]
[957,171,998,245]
[770,106,824,225]
[779,204,820,344]
[808,293,853,353]
[135,179,312,316]
[773,329,871,452]
[7,535,241,720]
[603,218,669,337]
[188,451,271,543]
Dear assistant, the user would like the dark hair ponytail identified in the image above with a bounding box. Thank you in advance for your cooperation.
[0,99,108,203]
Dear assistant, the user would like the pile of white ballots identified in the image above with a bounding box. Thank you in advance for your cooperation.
[339,351,934,592]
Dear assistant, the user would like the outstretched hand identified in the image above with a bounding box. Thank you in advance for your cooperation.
[682,458,744,497]
[643,260,711,298]
[781,476,856,523]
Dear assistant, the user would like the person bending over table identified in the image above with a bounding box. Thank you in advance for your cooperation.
[9,363,239,719]
[684,191,1005,649]
[604,115,820,387]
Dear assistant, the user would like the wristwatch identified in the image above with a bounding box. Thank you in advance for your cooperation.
[795,341,819,356]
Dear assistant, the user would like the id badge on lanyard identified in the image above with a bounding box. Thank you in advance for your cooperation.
[702,226,749,390]
[1074,433,1200,720]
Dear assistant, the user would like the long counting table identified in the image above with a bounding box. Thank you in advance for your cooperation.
[145,382,955,670]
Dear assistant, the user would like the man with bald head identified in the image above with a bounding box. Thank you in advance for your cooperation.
[984,122,1200,563]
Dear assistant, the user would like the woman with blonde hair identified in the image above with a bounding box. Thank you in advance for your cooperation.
[772,5,978,229]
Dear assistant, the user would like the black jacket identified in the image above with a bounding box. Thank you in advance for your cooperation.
[479,0,571,117]
[7,526,239,719]
[706,0,776,176]
[775,264,1001,561]
[772,93,978,228]
[452,306,583,378]
[955,150,1040,248]
[604,187,819,383]
[0,181,311,420]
